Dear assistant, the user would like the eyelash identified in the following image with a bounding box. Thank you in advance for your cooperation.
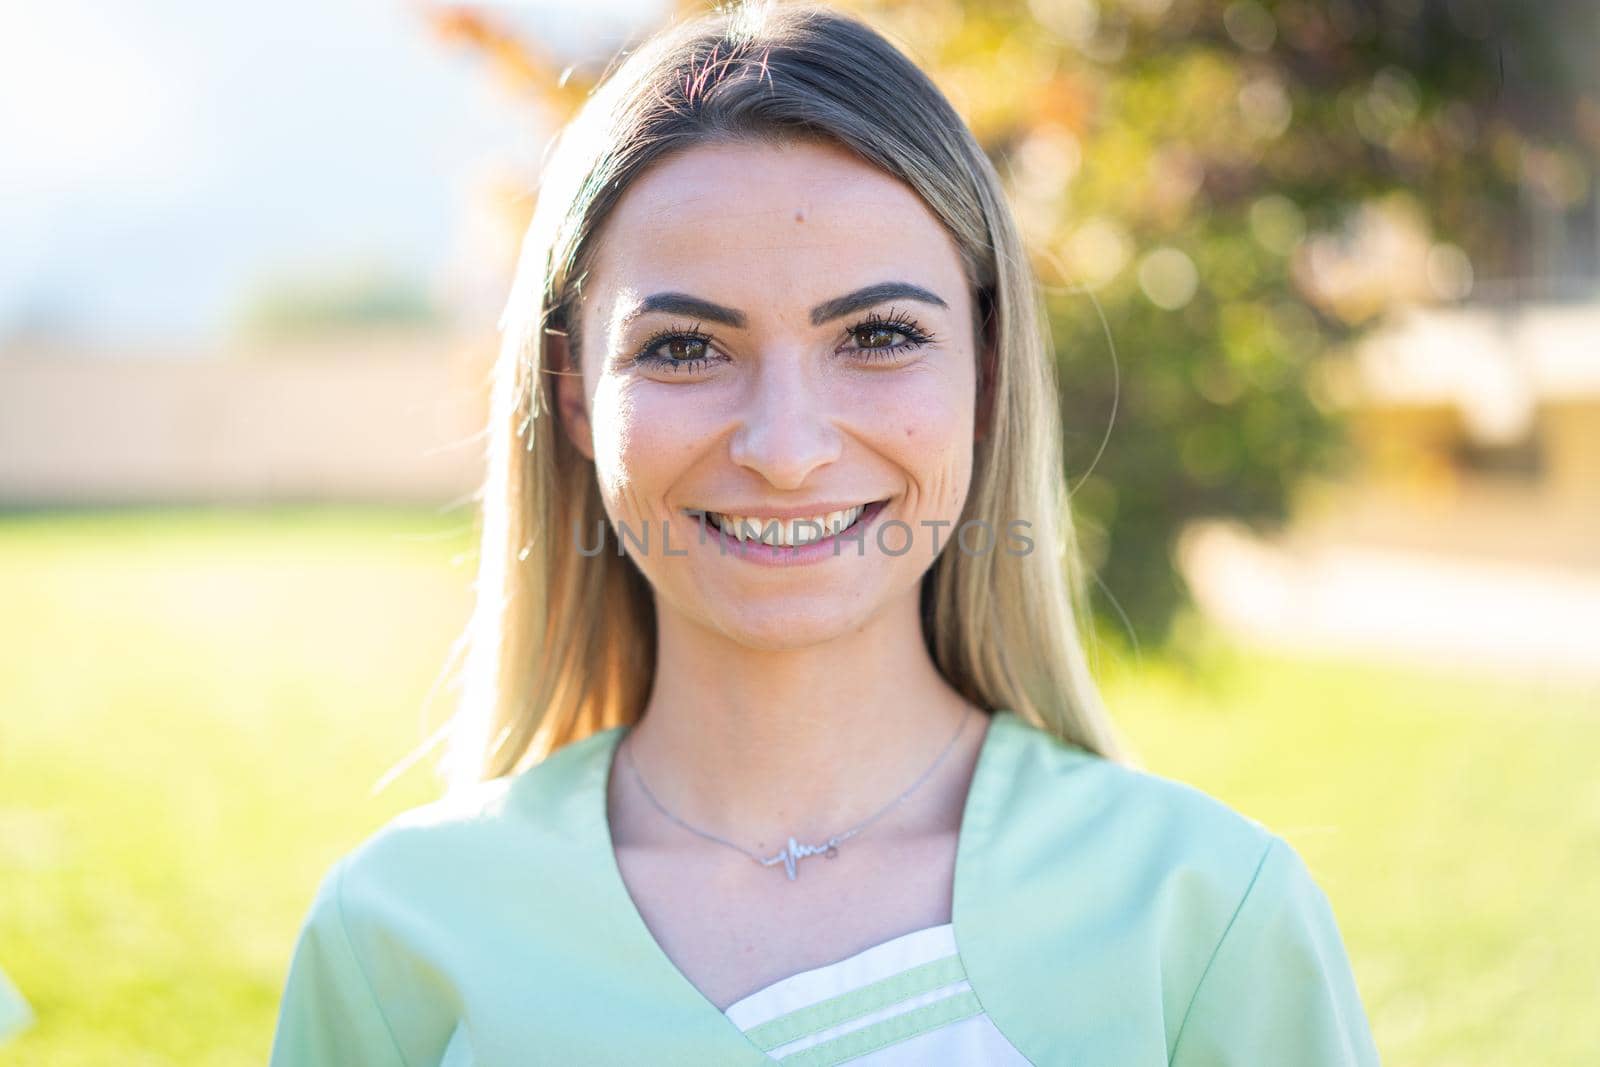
[631,307,938,373]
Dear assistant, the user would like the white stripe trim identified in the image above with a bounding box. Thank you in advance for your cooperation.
[768,979,975,1059]
[724,922,957,1030]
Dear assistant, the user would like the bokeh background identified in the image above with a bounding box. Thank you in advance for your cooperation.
[2,0,1597,1062]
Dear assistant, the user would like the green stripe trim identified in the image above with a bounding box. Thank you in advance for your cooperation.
[745,954,966,1051]
[776,989,984,1066]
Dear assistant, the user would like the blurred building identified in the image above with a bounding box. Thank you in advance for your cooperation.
[0,327,491,507]
[1328,300,1599,570]
[1182,190,1600,682]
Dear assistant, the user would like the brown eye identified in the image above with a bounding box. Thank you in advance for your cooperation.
[843,311,935,363]
[664,336,708,361]
[855,325,903,349]
[632,323,719,373]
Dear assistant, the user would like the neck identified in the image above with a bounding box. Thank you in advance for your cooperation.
[619,589,983,851]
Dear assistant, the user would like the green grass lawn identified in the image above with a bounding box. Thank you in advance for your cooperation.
[1,507,1595,1065]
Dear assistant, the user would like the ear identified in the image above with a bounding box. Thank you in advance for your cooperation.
[548,328,595,461]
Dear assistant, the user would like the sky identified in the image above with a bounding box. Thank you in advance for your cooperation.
[0,0,662,348]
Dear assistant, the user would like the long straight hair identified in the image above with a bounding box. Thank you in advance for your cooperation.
[441,0,1127,790]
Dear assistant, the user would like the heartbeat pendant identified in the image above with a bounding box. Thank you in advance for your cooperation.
[761,836,842,880]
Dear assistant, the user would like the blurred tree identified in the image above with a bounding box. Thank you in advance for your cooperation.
[426,0,1593,648]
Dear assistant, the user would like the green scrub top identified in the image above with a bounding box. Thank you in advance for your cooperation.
[271,709,1382,1065]
[0,964,31,1047]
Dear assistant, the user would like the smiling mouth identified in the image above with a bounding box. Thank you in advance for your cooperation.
[683,499,890,547]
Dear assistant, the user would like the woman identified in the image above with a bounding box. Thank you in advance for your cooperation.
[272,2,1381,1064]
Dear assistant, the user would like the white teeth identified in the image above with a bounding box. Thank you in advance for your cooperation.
[708,505,868,546]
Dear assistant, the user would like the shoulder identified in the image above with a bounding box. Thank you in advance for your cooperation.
[346,772,523,872]
[981,710,1316,953]
[274,782,533,1067]
[275,728,628,1062]
[316,726,621,937]
[963,712,1377,1064]
[990,708,1277,872]
[964,713,1370,1062]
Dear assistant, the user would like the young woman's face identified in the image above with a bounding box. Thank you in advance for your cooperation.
[557,139,982,649]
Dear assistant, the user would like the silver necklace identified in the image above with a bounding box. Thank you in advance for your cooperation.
[620,705,975,881]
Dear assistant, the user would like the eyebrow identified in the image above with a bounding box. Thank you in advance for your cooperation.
[615,281,949,332]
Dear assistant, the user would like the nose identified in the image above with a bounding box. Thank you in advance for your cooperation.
[727,353,843,490]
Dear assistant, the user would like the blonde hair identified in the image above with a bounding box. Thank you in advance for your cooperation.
[441,0,1127,789]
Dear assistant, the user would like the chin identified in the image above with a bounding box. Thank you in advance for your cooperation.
[707,596,871,652]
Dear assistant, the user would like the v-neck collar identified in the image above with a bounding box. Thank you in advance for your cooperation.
[568,707,1023,1063]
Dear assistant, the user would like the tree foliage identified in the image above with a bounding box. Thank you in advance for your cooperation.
[428,0,1593,645]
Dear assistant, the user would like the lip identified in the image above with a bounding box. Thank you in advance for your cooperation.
[684,498,893,567]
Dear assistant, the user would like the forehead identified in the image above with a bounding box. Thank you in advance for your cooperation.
[583,139,969,321]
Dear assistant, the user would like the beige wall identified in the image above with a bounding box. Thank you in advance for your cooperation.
[1294,396,1600,570]
[1544,399,1600,500]
[0,330,494,506]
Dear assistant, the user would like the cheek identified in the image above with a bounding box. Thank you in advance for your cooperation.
[588,378,717,517]
[849,364,974,512]
[883,389,965,456]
